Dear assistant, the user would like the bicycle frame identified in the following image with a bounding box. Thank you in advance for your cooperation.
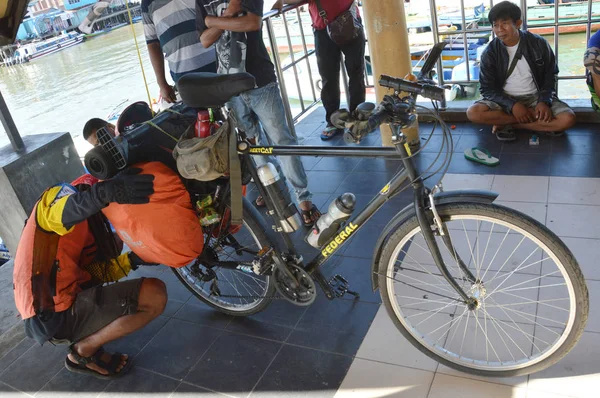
[236,124,476,303]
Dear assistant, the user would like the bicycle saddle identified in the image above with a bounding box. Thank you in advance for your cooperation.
[177,72,256,108]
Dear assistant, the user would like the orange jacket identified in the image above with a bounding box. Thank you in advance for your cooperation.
[13,191,96,320]
[102,162,204,268]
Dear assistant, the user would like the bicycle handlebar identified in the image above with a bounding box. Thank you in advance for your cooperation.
[378,75,445,102]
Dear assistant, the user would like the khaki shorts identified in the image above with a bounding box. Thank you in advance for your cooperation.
[55,278,144,343]
[475,94,572,117]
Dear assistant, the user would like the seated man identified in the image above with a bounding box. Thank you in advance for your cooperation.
[13,169,165,379]
[584,30,600,111]
[466,1,576,141]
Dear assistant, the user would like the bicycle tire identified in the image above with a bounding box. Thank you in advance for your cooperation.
[378,202,588,377]
[172,197,277,316]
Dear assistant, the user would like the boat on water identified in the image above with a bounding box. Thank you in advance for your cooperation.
[478,0,600,35]
[84,22,129,40]
[14,32,84,62]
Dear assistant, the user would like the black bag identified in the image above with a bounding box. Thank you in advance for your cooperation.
[315,0,362,47]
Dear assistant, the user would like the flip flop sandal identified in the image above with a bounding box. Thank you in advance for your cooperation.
[300,205,322,227]
[65,345,132,380]
[320,126,341,141]
[464,147,500,167]
[494,127,516,141]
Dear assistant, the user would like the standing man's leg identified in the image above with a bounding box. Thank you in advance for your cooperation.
[228,93,283,208]
[249,82,320,225]
[341,31,367,113]
[315,28,343,139]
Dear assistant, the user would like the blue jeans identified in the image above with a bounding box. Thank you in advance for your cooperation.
[228,82,312,202]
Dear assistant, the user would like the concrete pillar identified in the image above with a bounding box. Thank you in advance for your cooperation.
[362,0,419,148]
[0,133,84,254]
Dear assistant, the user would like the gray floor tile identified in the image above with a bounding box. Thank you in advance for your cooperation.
[0,381,28,396]
[172,301,233,329]
[100,367,179,397]
[133,318,222,380]
[289,297,379,356]
[226,317,294,343]
[0,342,65,393]
[0,337,34,374]
[251,345,352,398]
[36,367,111,398]
[175,381,235,397]
[185,332,281,394]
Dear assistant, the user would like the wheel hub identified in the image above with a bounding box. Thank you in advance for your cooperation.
[469,282,487,309]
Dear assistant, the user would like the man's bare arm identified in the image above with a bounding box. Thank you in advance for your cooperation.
[147,41,168,87]
[147,41,176,102]
[200,27,224,48]
[205,13,262,33]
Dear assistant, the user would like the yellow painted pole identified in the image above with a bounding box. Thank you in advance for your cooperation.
[362,0,419,147]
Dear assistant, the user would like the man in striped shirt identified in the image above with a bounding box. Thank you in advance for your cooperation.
[142,0,217,103]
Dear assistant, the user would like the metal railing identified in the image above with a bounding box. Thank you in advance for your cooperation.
[427,0,598,108]
[262,3,321,135]
[262,2,371,133]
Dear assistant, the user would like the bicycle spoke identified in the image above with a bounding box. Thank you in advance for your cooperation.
[479,222,496,283]
[490,270,561,297]
[473,310,502,364]
[480,228,511,281]
[461,220,479,278]
[460,311,471,358]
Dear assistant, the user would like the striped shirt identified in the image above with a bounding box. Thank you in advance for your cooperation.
[142,0,216,82]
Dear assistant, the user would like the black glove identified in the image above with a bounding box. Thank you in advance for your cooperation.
[96,168,155,205]
[128,251,159,270]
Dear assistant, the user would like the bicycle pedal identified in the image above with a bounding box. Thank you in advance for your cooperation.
[328,274,360,300]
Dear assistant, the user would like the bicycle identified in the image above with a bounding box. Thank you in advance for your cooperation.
[92,43,589,378]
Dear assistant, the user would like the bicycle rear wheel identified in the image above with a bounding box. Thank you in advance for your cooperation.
[378,202,588,377]
[172,197,276,316]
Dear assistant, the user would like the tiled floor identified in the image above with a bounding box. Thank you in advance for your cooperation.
[1,109,600,397]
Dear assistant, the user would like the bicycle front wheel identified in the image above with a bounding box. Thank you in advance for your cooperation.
[378,202,588,377]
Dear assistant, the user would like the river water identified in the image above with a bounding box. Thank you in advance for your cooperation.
[0,22,592,155]
[0,24,158,154]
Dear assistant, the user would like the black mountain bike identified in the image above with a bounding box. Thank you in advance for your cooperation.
[111,43,590,378]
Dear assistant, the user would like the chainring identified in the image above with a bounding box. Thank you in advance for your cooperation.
[273,264,316,306]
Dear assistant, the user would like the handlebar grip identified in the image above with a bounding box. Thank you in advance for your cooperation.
[379,75,445,102]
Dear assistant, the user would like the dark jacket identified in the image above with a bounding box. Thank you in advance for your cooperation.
[479,30,558,114]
